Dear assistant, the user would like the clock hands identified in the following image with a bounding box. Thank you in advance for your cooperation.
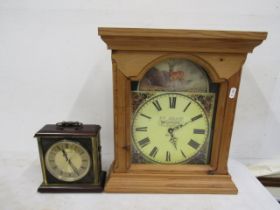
[172,114,203,131]
[62,149,79,175]
[172,119,193,131]
[167,128,177,150]
[68,160,79,176]
[167,117,198,149]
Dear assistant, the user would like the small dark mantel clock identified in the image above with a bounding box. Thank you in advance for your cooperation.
[35,122,106,192]
[99,27,267,194]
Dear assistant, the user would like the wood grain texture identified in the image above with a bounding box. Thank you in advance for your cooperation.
[215,71,243,174]
[98,27,267,40]
[99,27,267,53]
[99,27,267,194]
[112,63,129,172]
[112,52,246,83]
[105,163,237,194]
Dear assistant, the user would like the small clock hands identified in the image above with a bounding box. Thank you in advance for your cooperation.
[62,149,79,175]
[68,159,79,176]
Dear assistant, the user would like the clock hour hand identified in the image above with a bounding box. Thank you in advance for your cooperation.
[62,149,69,161]
[168,128,177,150]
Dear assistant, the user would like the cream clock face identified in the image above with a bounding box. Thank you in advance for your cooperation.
[132,93,209,164]
[45,140,91,182]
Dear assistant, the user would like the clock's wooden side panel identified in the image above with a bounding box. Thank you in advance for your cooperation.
[112,61,130,172]
[215,71,243,174]
[209,82,228,170]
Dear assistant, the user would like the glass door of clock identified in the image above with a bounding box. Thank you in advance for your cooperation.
[130,58,219,165]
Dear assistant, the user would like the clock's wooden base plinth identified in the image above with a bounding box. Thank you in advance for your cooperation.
[38,171,106,193]
[105,168,237,194]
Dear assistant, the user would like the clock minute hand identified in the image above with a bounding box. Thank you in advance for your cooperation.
[172,119,192,131]
[68,159,79,175]
[62,150,79,175]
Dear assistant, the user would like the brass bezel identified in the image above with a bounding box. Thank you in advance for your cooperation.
[36,135,101,186]
[45,140,91,182]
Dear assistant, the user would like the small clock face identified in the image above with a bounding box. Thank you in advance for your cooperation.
[45,140,91,182]
[132,93,209,164]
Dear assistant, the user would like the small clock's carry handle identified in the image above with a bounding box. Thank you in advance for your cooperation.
[56,121,83,130]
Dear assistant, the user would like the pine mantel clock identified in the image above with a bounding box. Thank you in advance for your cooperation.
[99,27,267,194]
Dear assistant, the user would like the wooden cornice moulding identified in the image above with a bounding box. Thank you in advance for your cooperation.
[98,27,267,53]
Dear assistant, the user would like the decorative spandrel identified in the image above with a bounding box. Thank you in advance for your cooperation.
[131,58,218,165]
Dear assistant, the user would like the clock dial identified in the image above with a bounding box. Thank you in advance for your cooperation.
[45,140,91,182]
[132,93,209,164]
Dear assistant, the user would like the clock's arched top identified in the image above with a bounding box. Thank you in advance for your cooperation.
[138,58,210,92]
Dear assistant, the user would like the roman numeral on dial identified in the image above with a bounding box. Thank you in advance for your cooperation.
[183,102,191,112]
[166,151,171,162]
[152,100,162,111]
[191,114,203,121]
[181,150,186,158]
[193,129,206,134]
[188,139,200,149]
[140,113,151,119]
[169,96,176,109]
[135,127,147,132]
[149,147,158,158]
[138,137,150,148]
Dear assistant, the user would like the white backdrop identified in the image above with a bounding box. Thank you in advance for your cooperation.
[0,0,279,165]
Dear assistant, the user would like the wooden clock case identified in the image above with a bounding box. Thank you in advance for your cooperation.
[99,27,267,194]
[35,123,106,192]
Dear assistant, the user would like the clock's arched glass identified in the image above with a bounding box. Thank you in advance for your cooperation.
[45,140,91,182]
[138,58,210,92]
[131,58,218,165]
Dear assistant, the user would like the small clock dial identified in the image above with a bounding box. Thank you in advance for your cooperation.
[132,93,209,164]
[45,140,91,182]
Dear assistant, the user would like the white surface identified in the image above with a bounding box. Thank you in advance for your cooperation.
[0,152,279,210]
[0,0,279,165]
[248,158,280,177]
[267,187,280,201]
